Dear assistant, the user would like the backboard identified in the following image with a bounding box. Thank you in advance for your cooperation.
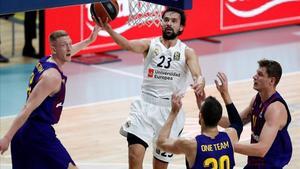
[141,0,192,10]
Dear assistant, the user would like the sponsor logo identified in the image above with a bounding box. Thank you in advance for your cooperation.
[259,111,263,118]
[56,102,63,108]
[148,68,154,78]
[225,0,300,18]
[36,62,44,73]
[221,0,300,29]
[148,68,180,80]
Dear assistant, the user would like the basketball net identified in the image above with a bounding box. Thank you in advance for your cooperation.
[128,0,165,27]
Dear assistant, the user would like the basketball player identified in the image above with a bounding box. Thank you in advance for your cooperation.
[216,59,292,168]
[97,7,205,169]
[0,25,101,169]
[157,87,243,169]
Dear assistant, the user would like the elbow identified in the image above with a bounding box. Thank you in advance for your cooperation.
[256,145,269,157]
[156,138,167,151]
[258,150,268,158]
[156,139,163,150]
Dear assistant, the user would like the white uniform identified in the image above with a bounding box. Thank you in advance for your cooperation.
[120,37,191,162]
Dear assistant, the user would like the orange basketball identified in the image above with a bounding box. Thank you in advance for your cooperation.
[90,0,119,25]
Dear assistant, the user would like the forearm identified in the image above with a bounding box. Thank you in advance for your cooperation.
[226,103,243,138]
[218,116,230,128]
[234,142,268,157]
[157,113,177,148]
[220,92,232,105]
[105,26,131,50]
[4,107,31,142]
[71,38,95,56]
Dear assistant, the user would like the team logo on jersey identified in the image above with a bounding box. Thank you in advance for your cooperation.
[173,51,180,61]
[154,48,160,56]
[148,68,154,78]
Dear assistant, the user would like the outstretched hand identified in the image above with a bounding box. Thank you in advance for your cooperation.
[215,72,232,104]
[191,76,205,97]
[0,136,9,155]
[88,24,101,43]
[92,16,110,30]
[171,93,183,115]
[215,72,229,95]
[195,90,206,110]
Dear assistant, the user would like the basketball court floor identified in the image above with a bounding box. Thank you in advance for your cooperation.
[0,23,300,168]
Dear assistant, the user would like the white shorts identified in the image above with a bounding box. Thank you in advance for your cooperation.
[120,93,185,162]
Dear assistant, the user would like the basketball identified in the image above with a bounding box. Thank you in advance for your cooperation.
[90,0,119,25]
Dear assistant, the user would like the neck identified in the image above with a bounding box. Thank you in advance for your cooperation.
[201,126,219,139]
[50,55,63,70]
[160,37,178,48]
[259,88,276,102]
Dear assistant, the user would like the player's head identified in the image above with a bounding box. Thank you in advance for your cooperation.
[199,96,222,128]
[161,7,186,40]
[253,59,282,91]
[49,30,72,62]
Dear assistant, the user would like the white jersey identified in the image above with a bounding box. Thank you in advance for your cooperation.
[141,37,190,99]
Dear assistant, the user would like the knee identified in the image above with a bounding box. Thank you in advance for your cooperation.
[129,147,144,162]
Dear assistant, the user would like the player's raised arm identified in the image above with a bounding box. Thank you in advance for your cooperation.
[99,20,150,54]
[71,25,101,56]
[186,47,205,96]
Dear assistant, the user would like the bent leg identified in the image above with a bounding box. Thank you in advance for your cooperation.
[127,133,148,169]
[129,144,146,169]
[153,157,168,169]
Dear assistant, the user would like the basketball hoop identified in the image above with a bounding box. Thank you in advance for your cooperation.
[128,0,165,27]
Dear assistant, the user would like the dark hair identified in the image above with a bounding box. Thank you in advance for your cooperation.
[200,96,222,127]
[258,59,282,86]
[162,7,186,27]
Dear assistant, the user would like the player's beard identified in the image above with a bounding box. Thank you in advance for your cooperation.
[162,28,178,40]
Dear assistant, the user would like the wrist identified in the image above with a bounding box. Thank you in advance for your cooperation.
[3,135,11,142]
[198,76,205,86]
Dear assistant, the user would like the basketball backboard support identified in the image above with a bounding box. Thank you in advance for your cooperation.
[141,0,192,10]
[0,0,108,15]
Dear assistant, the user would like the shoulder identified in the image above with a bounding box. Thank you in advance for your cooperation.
[185,47,197,59]
[185,46,195,54]
[176,137,197,151]
[40,68,62,84]
[225,128,238,144]
[263,100,288,130]
[136,38,151,46]
[265,101,286,119]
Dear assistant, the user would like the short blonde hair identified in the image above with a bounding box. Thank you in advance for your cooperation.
[49,30,69,43]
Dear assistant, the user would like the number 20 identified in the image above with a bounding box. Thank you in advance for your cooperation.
[203,155,230,169]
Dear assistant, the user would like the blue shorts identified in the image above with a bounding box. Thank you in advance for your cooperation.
[11,120,75,169]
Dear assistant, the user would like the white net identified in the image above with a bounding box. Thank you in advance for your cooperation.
[128,0,165,27]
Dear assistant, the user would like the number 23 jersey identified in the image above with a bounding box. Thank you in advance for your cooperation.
[142,37,190,99]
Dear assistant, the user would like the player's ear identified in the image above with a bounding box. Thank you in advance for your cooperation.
[179,25,184,32]
[51,46,56,54]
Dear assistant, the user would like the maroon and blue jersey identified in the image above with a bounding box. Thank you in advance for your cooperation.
[246,92,292,169]
[26,56,67,124]
[190,132,235,169]
[11,56,74,169]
